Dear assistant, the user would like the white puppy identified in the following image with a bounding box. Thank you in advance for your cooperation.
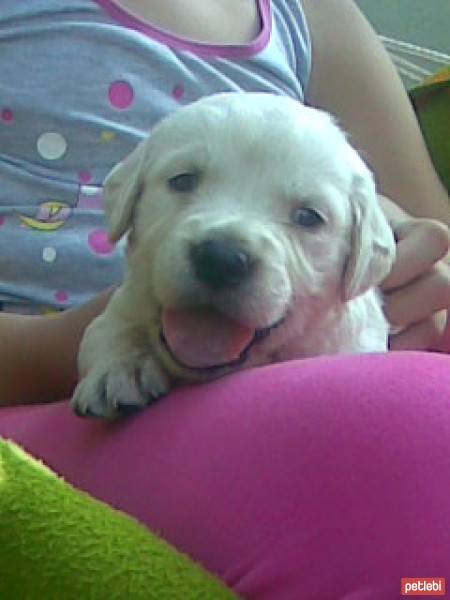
[71,92,396,418]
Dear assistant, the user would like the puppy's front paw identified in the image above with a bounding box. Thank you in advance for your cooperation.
[71,355,170,419]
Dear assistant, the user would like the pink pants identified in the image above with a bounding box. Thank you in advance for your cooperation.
[1,351,449,599]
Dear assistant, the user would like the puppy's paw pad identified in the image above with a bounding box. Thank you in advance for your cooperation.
[71,357,170,419]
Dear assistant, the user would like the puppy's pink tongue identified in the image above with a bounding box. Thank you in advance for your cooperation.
[162,307,254,368]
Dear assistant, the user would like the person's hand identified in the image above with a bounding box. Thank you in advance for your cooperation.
[378,196,450,351]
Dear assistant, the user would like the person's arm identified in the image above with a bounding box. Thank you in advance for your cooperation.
[301,0,449,226]
[0,289,114,406]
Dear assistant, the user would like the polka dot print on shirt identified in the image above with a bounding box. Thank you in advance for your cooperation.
[4,69,188,312]
[42,246,57,263]
[78,170,92,184]
[1,108,14,123]
[172,84,184,100]
[100,130,116,142]
[54,290,69,304]
[88,229,114,255]
[37,132,67,160]
[108,81,134,110]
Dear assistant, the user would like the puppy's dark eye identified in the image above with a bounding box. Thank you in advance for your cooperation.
[291,207,325,229]
[167,172,199,193]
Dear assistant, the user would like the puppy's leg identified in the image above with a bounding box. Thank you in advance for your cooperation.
[71,306,170,419]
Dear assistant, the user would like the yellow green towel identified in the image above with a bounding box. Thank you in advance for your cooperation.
[0,439,239,600]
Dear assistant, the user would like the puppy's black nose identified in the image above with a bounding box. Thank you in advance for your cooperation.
[190,239,254,290]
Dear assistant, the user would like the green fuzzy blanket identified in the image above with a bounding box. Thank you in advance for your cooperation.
[0,439,238,600]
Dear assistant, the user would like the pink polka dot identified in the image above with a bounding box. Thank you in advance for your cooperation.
[1,108,14,123]
[88,229,114,255]
[108,81,134,110]
[78,170,92,184]
[54,291,69,304]
[172,84,185,100]
[0,216,5,226]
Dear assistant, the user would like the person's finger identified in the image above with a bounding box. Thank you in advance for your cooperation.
[382,219,449,290]
[389,311,448,351]
[383,261,450,327]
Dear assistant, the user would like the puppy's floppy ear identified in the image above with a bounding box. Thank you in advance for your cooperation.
[102,140,147,243]
[343,172,396,301]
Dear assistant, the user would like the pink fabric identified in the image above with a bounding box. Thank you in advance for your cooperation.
[1,352,449,599]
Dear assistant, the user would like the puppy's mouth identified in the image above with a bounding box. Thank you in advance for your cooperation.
[159,305,283,373]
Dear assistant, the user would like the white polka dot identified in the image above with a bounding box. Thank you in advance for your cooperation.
[37,132,67,160]
[42,246,57,263]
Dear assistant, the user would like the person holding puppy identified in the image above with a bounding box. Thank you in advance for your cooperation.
[0,0,448,402]
[0,0,449,597]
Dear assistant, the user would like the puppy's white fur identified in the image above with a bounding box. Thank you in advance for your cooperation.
[71,93,395,418]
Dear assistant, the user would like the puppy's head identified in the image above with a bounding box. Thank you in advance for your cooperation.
[103,93,395,379]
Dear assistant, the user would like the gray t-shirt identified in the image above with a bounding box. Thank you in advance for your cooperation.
[0,0,311,312]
